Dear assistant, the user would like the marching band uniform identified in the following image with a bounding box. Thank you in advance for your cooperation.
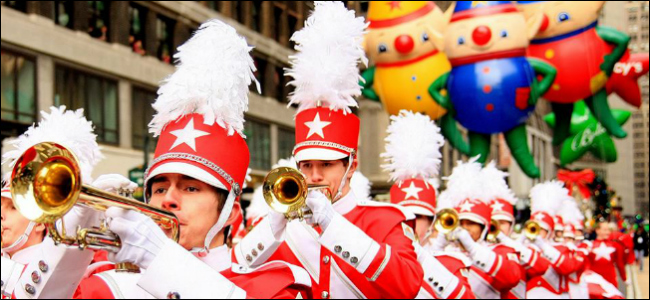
[234,3,423,299]
[526,181,578,299]
[383,111,476,300]
[586,238,627,288]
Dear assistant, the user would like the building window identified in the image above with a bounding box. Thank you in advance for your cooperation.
[251,54,267,94]
[251,1,263,33]
[2,1,27,12]
[129,3,147,56]
[272,2,286,44]
[232,1,247,24]
[245,119,271,170]
[201,1,223,12]
[54,1,74,29]
[156,16,175,64]
[88,1,111,42]
[132,88,156,151]
[1,50,36,124]
[278,127,295,160]
[54,66,119,145]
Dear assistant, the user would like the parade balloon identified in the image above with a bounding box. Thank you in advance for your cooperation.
[361,1,470,154]
[429,1,556,178]
[606,51,649,108]
[517,1,632,145]
[545,101,631,166]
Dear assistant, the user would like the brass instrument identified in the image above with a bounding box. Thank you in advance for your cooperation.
[523,220,541,241]
[486,219,501,243]
[10,142,180,253]
[263,167,331,220]
[434,208,460,238]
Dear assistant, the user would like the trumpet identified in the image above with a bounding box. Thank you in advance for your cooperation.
[263,167,331,220]
[486,219,501,243]
[434,208,459,238]
[523,220,541,241]
[10,142,180,253]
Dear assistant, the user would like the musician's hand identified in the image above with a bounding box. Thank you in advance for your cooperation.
[304,191,336,231]
[93,174,139,196]
[106,207,168,270]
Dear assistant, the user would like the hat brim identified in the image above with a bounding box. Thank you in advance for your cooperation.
[403,205,435,217]
[1,191,11,200]
[294,148,349,162]
[146,162,228,192]
[492,214,514,223]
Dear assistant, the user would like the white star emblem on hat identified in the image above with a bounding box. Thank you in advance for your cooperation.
[592,242,616,261]
[402,182,424,200]
[459,201,475,212]
[305,113,331,139]
[535,214,547,222]
[491,201,505,213]
[169,118,210,152]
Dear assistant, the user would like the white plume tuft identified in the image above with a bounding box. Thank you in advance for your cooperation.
[530,181,573,216]
[242,168,253,189]
[273,157,298,170]
[2,106,103,183]
[286,1,368,113]
[438,157,484,209]
[351,171,373,201]
[246,185,270,221]
[559,199,584,225]
[150,19,259,137]
[479,161,518,206]
[382,110,445,184]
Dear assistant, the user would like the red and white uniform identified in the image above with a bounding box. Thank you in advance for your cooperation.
[527,242,576,299]
[1,245,42,299]
[75,244,311,299]
[234,194,423,299]
[415,243,476,299]
[586,239,626,288]
[492,243,549,299]
[466,242,522,299]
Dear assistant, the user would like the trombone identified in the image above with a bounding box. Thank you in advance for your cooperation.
[263,167,331,220]
[10,142,180,253]
[523,220,541,241]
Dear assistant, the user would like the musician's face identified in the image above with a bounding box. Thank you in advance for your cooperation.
[1,196,45,254]
[149,174,236,250]
[461,220,483,242]
[298,158,357,202]
[415,215,434,243]
[498,220,513,236]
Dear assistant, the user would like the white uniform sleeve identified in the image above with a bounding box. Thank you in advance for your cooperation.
[1,256,25,298]
[234,218,284,268]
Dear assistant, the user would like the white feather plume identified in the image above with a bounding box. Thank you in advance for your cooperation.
[150,19,259,137]
[246,185,270,221]
[382,110,445,184]
[242,168,253,189]
[351,171,373,201]
[438,157,484,209]
[480,161,518,206]
[273,157,298,170]
[530,181,573,216]
[559,199,584,226]
[286,1,368,113]
[2,106,103,183]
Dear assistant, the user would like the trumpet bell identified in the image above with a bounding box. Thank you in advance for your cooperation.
[435,208,459,235]
[11,142,82,224]
[524,220,541,241]
[487,219,500,243]
[263,167,308,216]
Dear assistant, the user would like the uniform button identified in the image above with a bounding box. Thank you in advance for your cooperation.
[321,291,330,299]
[323,256,330,264]
[434,282,439,287]
[252,250,258,257]
[1,280,4,288]
[428,277,434,283]
[246,255,253,262]
[481,263,486,268]
[257,243,265,251]
[334,246,342,254]
[342,251,350,259]
[167,292,181,299]
[31,271,41,284]
[38,261,49,273]
[25,284,36,295]
[350,257,359,264]
[439,287,444,293]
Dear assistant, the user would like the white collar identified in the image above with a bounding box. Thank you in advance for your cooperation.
[8,243,42,264]
[332,190,359,216]
[197,245,231,272]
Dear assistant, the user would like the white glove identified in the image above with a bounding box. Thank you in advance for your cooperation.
[59,205,102,240]
[625,279,632,286]
[430,232,450,252]
[106,207,168,270]
[268,210,288,241]
[452,228,480,257]
[534,237,562,264]
[93,174,139,195]
[304,191,336,231]
[498,232,534,265]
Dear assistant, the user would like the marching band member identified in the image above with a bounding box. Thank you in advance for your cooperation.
[431,159,522,299]
[1,106,105,299]
[559,201,589,299]
[526,181,578,299]
[234,2,424,298]
[383,110,475,299]
[482,163,549,299]
[586,221,628,289]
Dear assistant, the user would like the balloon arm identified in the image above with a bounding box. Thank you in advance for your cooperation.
[468,132,491,164]
[505,125,541,179]
[429,72,452,111]
[360,67,380,102]
[528,58,558,105]
[440,115,471,155]
[586,90,628,139]
[597,26,631,76]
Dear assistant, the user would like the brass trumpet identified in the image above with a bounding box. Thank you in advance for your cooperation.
[263,167,331,220]
[486,219,501,243]
[10,142,180,253]
[434,208,459,238]
[523,220,541,241]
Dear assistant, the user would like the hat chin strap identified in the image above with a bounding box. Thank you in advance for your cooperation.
[191,189,237,256]
[334,154,354,202]
[3,222,36,254]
